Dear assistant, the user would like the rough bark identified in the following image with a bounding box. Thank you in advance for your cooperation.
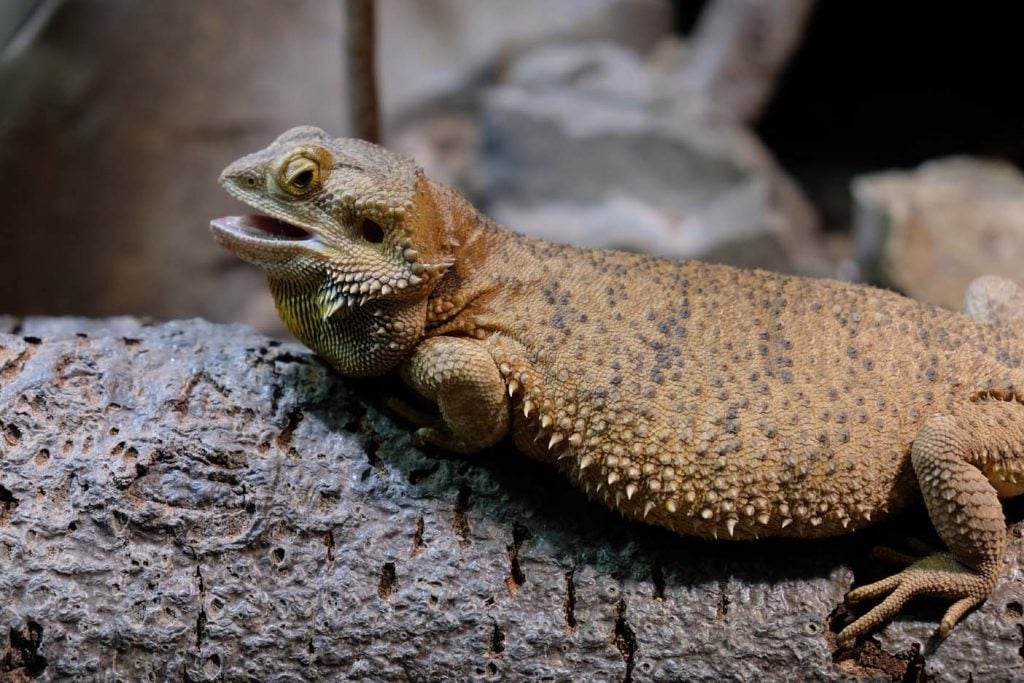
[1,318,1022,681]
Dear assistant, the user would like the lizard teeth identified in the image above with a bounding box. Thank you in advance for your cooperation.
[522,400,535,417]
[726,518,737,537]
[507,380,520,396]
[607,472,619,485]
[625,484,637,500]
[665,500,677,513]
[359,281,371,293]
[567,433,583,447]
[578,454,592,470]
[643,502,654,518]
[540,415,552,429]
[548,432,563,449]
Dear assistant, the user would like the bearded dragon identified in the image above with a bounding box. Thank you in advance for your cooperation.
[210,126,1024,645]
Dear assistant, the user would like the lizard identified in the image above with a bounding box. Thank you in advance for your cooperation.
[210,126,1024,645]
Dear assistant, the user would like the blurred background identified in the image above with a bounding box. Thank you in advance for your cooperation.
[1,0,1023,337]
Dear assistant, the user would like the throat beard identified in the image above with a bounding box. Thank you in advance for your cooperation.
[270,278,427,377]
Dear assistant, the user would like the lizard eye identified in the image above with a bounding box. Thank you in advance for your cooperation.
[280,156,320,195]
[356,217,385,243]
[291,169,313,189]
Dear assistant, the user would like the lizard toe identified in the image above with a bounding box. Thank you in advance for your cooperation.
[839,552,995,644]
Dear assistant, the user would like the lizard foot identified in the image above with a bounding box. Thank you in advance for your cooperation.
[837,552,994,645]
[389,400,476,452]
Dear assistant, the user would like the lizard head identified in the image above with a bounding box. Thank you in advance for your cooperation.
[211,126,454,376]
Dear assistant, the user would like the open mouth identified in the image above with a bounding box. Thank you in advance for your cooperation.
[210,214,313,242]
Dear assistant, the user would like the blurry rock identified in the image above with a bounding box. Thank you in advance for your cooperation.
[377,0,672,124]
[853,157,1024,309]
[478,41,824,274]
[679,0,816,124]
[390,111,482,192]
[8,315,146,340]
[962,275,1024,325]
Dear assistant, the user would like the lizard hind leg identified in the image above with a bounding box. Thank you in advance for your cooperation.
[838,401,1024,644]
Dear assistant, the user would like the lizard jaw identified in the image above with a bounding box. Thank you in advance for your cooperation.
[210,214,317,264]
[212,213,452,320]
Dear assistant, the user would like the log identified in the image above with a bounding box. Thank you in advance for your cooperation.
[1,317,1021,681]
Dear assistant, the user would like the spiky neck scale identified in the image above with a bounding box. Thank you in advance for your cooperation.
[271,275,429,377]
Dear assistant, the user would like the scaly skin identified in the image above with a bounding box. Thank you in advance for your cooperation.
[211,127,1024,645]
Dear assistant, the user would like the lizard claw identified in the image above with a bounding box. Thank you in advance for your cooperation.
[837,552,994,645]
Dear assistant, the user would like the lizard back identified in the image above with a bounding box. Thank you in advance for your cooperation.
[437,222,1024,540]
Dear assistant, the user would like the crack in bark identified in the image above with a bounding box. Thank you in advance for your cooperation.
[195,565,207,651]
[504,524,529,595]
[563,568,577,632]
[453,486,471,548]
[612,599,638,683]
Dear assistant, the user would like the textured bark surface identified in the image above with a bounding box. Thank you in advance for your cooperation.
[1,318,1022,682]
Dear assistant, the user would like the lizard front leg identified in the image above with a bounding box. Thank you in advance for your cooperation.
[838,398,1024,643]
[398,336,510,453]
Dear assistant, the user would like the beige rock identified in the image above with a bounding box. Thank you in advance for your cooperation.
[962,275,1024,325]
[853,157,1024,309]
